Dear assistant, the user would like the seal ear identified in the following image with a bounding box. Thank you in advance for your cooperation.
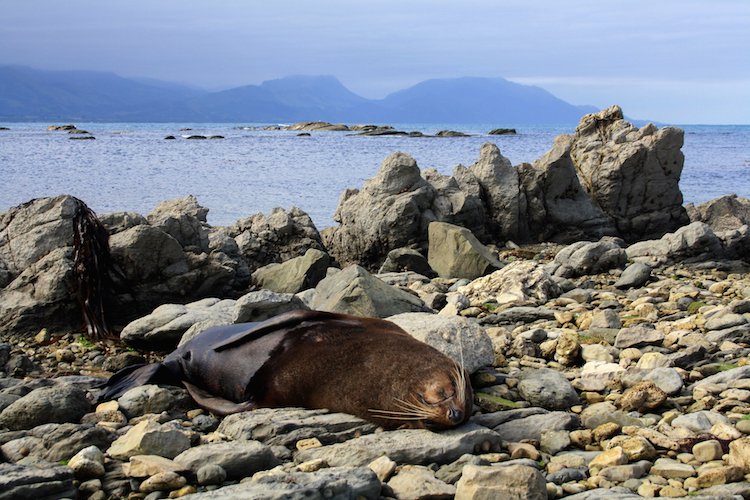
[95,363,173,402]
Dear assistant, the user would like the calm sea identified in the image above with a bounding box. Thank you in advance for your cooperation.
[0,122,748,230]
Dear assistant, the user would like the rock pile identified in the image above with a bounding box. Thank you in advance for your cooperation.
[323,106,690,271]
[3,241,750,499]
[0,195,325,339]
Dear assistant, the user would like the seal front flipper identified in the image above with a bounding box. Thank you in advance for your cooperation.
[210,309,336,351]
[182,381,258,416]
[96,363,176,402]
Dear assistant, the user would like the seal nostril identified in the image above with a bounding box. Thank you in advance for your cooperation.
[449,407,463,423]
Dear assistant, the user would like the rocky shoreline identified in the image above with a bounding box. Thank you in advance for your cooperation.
[234,121,505,138]
[2,107,750,499]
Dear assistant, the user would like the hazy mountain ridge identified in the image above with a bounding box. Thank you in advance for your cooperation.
[0,65,599,123]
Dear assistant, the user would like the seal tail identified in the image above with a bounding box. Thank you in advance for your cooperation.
[95,363,173,402]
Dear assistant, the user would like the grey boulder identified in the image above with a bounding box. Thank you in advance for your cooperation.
[427,222,504,280]
[252,248,330,293]
[517,368,580,411]
[387,312,494,374]
[0,384,91,431]
[309,264,429,318]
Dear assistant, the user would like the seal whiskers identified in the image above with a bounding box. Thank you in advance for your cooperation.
[453,362,467,408]
[368,397,443,422]
[454,332,468,406]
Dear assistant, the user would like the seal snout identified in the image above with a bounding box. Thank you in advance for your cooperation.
[448,406,463,423]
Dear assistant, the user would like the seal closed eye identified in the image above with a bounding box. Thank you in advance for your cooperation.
[97,309,473,430]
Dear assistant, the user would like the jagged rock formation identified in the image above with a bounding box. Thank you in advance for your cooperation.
[566,105,688,240]
[686,194,750,232]
[0,195,327,339]
[323,106,689,271]
[0,196,83,337]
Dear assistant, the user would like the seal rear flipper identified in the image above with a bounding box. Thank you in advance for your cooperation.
[182,381,258,416]
[96,363,174,402]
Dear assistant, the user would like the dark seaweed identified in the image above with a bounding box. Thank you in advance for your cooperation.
[72,198,124,340]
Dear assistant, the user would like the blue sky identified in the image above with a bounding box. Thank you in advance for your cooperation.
[1,0,748,124]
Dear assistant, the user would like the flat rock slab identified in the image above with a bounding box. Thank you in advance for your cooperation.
[217,408,378,448]
[563,486,645,499]
[0,462,78,500]
[471,408,549,429]
[479,307,558,325]
[490,411,581,442]
[177,466,381,500]
[174,441,281,480]
[294,423,502,467]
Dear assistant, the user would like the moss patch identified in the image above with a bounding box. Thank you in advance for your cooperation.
[475,393,522,412]
[687,301,707,314]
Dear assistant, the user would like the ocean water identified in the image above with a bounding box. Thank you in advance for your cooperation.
[0,122,748,230]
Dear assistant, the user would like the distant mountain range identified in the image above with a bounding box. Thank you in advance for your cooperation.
[0,65,599,124]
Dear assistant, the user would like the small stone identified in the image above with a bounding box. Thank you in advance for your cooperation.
[589,446,628,472]
[369,456,397,482]
[692,440,724,463]
[736,419,750,434]
[615,382,668,412]
[597,460,652,482]
[297,459,328,472]
[197,464,227,486]
[608,435,657,462]
[637,481,661,497]
[540,430,570,455]
[456,464,547,499]
[636,352,670,369]
[388,465,456,500]
[659,484,688,497]
[107,421,191,461]
[650,458,697,479]
[127,456,191,478]
[728,437,750,473]
[710,422,742,441]
[139,472,187,493]
[55,349,76,363]
[508,442,540,461]
[555,311,574,325]
[296,437,322,450]
[169,485,198,498]
[620,347,643,362]
[592,422,621,442]
[78,478,102,496]
[546,482,563,499]
[68,445,106,479]
[561,482,587,494]
[695,465,744,488]
[35,329,52,343]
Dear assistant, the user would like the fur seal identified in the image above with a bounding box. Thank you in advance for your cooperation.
[98,309,473,430]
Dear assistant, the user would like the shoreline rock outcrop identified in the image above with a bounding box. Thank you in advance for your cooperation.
[323,106,690,272]
[0,195,326,339]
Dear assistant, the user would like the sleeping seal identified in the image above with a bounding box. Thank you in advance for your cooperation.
[98,309,473,430]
